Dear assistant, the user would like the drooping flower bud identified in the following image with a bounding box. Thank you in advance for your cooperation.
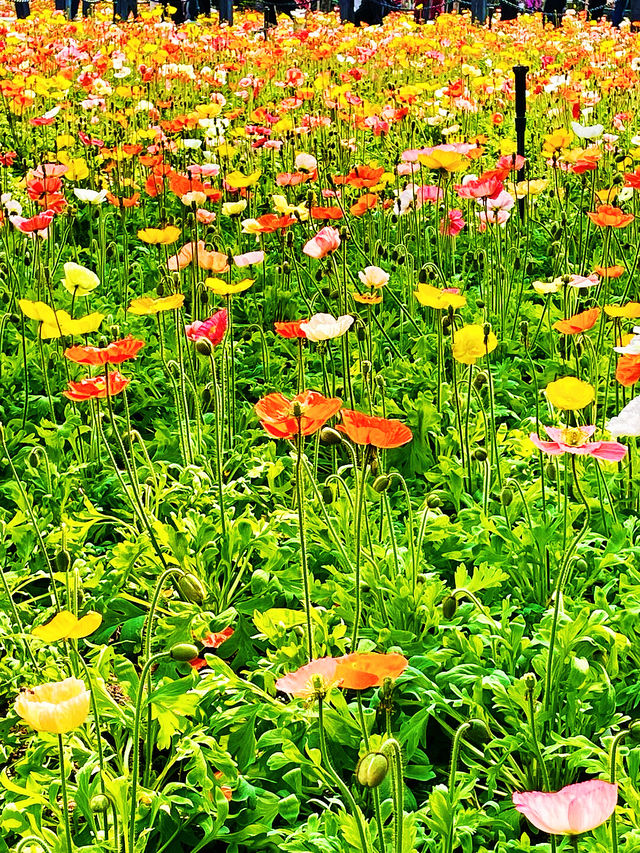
[356,752,389,788]
[170,643,199,662]
[178,573,206,604]
[442,595,457,619]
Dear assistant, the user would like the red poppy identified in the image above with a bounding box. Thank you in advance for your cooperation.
[334,165,385,188]
[336,409,412,448]
[274,320,308,339]
[214,771,233,801]
[0,151,17,167]
[310,206,343,221]
[254,213,297,233]
[12,209,55,233]
[616,354,640,387]
[552,308,600,335]
[188,627,234,670]
[185,309,228,345]
[106,192,141,209]
[255,390,341,440]
[335,652,408,689]
[65,336,145,365]
[64,371,130,401]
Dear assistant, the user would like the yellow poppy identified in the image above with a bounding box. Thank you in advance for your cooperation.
[545,376,595,410]
[452,324,498,365]
[204,278,254,296]
[417,149,469,172]
[19,300,104,338]
[62,262,100,296]
[138,226,181,245]
[32,610,102,642]
[15,677,90,734]
[225,170,261,190]
[604,303,640,319]
[221,200,247,216]
[414,284,467,310]
[128,293,185,315]
[353,292,383,305]
[542,130,572,157]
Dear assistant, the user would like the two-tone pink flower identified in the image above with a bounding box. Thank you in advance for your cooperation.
[530,425,627,462]
[513,780,617,836]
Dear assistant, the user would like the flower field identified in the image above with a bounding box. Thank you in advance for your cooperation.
[4,6,640,852]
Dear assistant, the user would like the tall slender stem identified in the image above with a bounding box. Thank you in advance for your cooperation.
[295,428,314,661]
[57,734,74,853]
[351,447,369,650]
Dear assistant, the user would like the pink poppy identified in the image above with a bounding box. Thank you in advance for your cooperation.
[530,426,627,462]
[196,209,216,225]
[513,780,617,836]
[275,658,339,698]
[455,176,503,200]
[477,209,510,229]
[415,185,444,204]
[234,250,265,267]
[185,309,228,345]
[441,209,465,237]
[302,226,341,259]
[496,154,526,173]
[11,209,56,233]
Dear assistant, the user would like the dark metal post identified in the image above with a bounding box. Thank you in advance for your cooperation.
[219,0,232,23]
[513,65,528,222]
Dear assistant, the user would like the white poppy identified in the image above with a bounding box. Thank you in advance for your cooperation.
[73,188,107,205]
[358,267,389,289]
[571,121,604,140]
[300,313,354,342]
[607,395,640,437]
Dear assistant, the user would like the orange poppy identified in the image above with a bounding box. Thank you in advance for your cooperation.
[353,292,383,305]
[336,409,412,448]
[624,168,640,188]
[310,206,343,220]
[616,355,640,387]
[594,265,625,278]
[64,371,130,401]
[274,320,308,338]
[552,308,600,335]
[255,390,342,440]
[335,653,408,690]
[65,336,145,366]
[334,165,385,188]
[254,214,297,233]
[587,205,634,228]
[350,194,378,216]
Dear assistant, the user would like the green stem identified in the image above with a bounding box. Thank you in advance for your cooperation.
[58,734,74,853]
[296,428,314,661]
[351,447,370,650]
[381,738,404,853]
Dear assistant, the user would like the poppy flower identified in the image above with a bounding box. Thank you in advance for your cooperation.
[253,213,298,233]
[222,200,248,216]
[616,354,640,387]
[274,320,308,339]
[11,209,56,234]
[454,176,503,200]
[452,324,498,364]
[594,265,625,278]
[19,300,105,340]
[224,170,261,190]
[188,627,234,670]
[300,313,354,342]
[335,165,385,188]
[61,262,100,296]
[605,303,640,319]
[65,336,145,366]
[311,206,343,220]
[418,149,469,172]
[302,227,341,259]
[32,610,102,642]
[128,294,185,315]
[414,284,466,310]
[607,394,640,437]
[545,377,595,410]
[336,409,412,449]
[184,309,228,345]
[234,251,264,267]
[335,653,408,689]
[275,658,340,698]
[587,205,634,228]
[530,426,626,462]
[441,209,465,237]
[553,308,600,335]
[15,677,91,734]
[255,390,342,440]
[513,780,617,836]
[354,293,383,305]
[138,225,181,244]
[350,194,378,216]
[64,371,130,401]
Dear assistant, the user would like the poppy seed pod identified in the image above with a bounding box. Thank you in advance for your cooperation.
[170,643,199,662]
[356,752,389,788]
[372,475,390,493]
[196,339,213,357]
[178,573,206,604]
[442,595,457,619]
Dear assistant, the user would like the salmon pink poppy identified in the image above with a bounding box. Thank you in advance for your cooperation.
[275,658,340,698]
[529,426,626,462]
[185,309,228,345]
[553,308,600,335]
[337,409,412,448]
[255,390,342,440]
[303,227,341,259]
[11,209,56,233]
[64,371,130,401]
[64,336,145,365]
[335,653,408,690]
[513,780,617,836]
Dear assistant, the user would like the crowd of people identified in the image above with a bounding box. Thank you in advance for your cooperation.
[9,0,636,33]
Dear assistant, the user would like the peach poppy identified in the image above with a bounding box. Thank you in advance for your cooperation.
[587,205,634,228]
[64,336,145,365]
[335,653,408,689]
[350,194,378,216]
[552,308,600,335]
[275,658,340,697]
[255,390,341,440]
[64,371,130,401]
[336,409,412,448]
[594,265,625,278]
[310,206,343,221]
[253,213,297,233]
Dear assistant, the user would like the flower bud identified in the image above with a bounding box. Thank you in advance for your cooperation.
[28,448,41,468]
[442,595,457,619]
[361,360,371,378]
[202,387,212,406]
[320,427,342,445]
[170,643,199,662]
[500,487,513,507]
[90,795,110,813]
[178,573,206,604]
[356,752,389,788]
[523,672,537,691]
[629,722,640,743]
[372,475,390,493]
[196,339,213,357]
[322,485,334,504]
[473,448,487,462]
[55,550,71,572]
[426,493,441,508]
[251,568,269,593]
